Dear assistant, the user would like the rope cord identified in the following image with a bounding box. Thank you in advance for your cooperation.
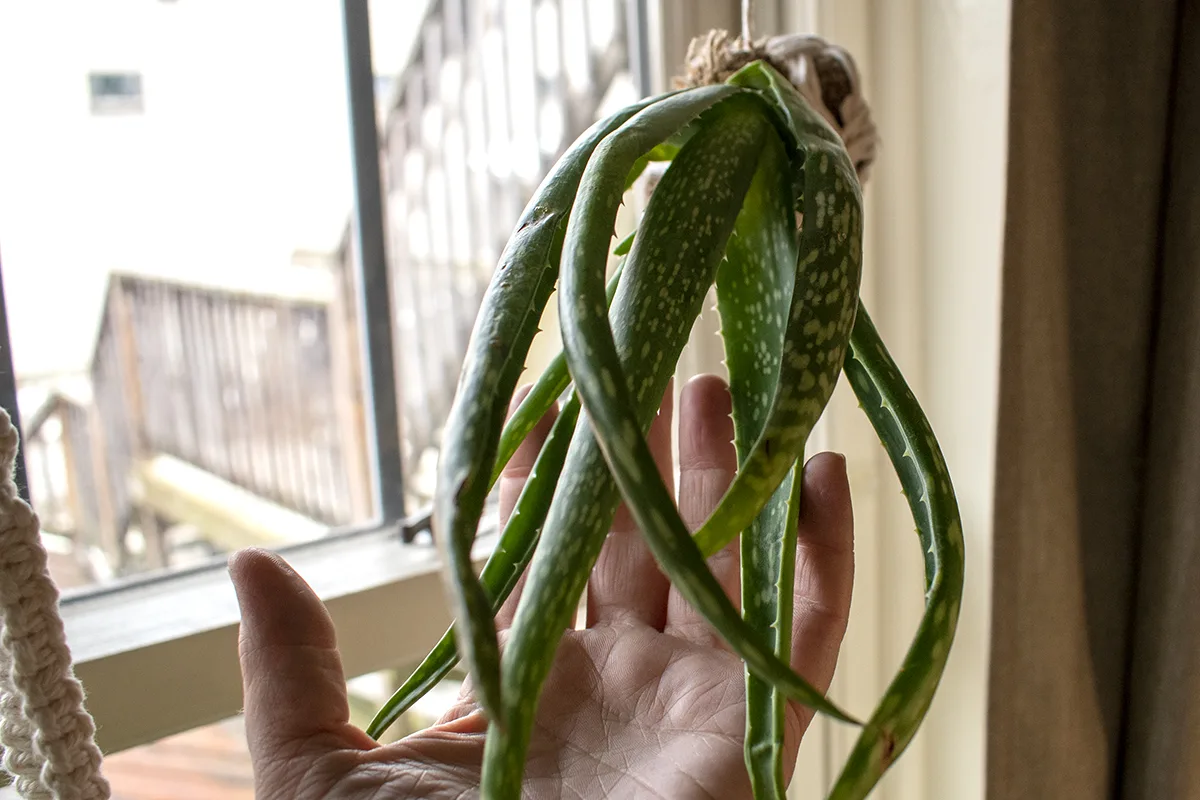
[0,408,109,799]
[741,0,755,47]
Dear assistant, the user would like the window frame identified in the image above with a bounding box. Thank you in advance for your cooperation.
[60,513,508,755]
[0,0,430,755]
[87,72,145,115]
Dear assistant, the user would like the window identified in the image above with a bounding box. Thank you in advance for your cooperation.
[88,71,143,114]
[0,0,643,792]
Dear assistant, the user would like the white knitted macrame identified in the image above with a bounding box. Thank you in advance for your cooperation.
[0,408,109,799]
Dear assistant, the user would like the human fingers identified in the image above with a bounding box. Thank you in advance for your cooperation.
[495,385,558,629]
[787,452,855,734]
[230,548,375,796]
[664,374,740,645]
[586,382,674,628]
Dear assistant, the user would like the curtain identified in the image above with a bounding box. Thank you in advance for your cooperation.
[988,1,1200,797]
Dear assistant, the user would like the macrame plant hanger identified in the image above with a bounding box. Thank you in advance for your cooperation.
[0,407,109,799]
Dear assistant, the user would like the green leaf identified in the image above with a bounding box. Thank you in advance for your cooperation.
[716,118,802,798]
[366,393,581,740]
[828,305,966,799]
[692,60,864,558]
[478,84,753,797]
[551,87,860,731]
[432,92,671,722]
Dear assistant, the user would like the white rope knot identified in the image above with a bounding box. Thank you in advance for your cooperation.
[0,410,109,799]
[672,30,879,186]
[763,33,879,183]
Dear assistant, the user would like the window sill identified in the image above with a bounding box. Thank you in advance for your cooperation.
[61,511,498,755]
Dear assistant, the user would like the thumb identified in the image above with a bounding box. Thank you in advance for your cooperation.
[230,548,375,771]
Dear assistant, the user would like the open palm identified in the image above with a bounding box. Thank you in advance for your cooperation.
[231,374,854,799]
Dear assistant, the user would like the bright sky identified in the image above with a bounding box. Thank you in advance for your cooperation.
[0,0,424,379]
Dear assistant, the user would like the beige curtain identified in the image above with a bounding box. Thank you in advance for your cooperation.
[988,0,1200,797]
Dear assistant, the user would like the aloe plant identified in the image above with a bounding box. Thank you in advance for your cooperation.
[369,58,964,800]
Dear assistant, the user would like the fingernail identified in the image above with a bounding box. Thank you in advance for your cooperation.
[834,452,848,480]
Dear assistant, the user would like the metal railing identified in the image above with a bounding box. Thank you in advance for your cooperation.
[370,0,636,499]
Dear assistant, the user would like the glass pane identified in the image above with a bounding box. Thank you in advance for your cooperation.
[0,0,638,591]
[0,1,369,586]
[371,0,638,511]
[0,0,638,772]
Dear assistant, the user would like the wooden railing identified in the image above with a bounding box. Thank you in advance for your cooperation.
[117,276,370,526]
[22,392,97,540]
[23,272,373,576]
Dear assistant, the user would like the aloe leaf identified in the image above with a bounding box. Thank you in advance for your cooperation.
[716,118,803,798]
[479,84,768,797]
[551,87,856,727]
[433,92,671,721]
[366,393,581,740]
[368,255,632,740]
[692,61,864,558]
[489,260,626,487]
[827,304,965,799]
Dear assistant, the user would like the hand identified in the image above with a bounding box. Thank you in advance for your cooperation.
[231,374,855,799]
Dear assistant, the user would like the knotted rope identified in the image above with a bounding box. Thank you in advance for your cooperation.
[0,408,108,799]
[672,29,879,185]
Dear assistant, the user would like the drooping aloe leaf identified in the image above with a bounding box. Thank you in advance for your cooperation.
[433,92,672,721]
[535,65,862,732]
[692,61,864,558]
[366,393,581,740]
[827,304,965,799]
[554,86,856,724]
[369,258,631,741]
[371,249,634,740]
[394,49,965,800]
[489,260,626,487]
[716,115,804,798]
[479,83,754,796]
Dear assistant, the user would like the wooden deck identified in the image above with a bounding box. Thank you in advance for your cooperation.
[100,718,254,800]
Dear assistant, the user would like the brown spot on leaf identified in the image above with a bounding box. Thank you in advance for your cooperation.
[881,730,897,765]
